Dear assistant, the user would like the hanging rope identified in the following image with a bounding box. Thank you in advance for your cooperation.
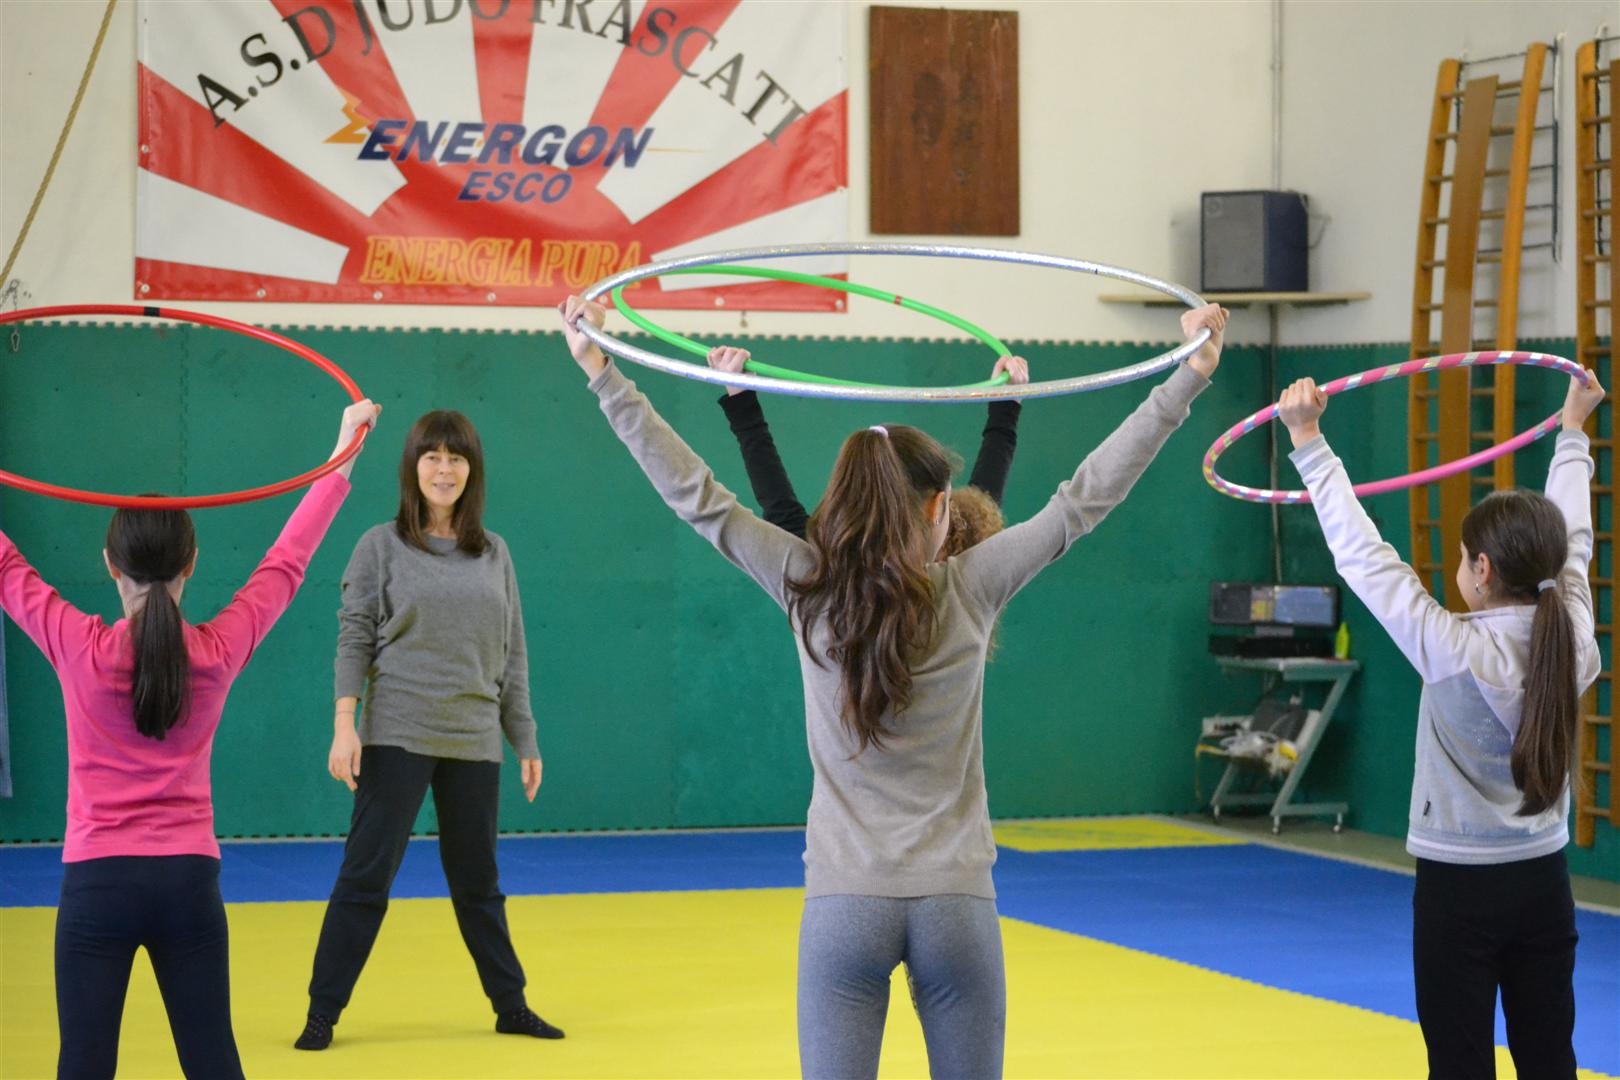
[0,0,121,293]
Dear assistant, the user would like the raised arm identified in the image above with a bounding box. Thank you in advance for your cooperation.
[202,399,378,674]
[956,306,1224,612]
[559,297,809,610]
[966,356,1027,505]
[709,345,810,538]
[0,528,92,670]
[1547,374,1606,684]
[1280,377,1473,683]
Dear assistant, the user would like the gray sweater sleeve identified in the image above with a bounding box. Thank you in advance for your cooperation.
[333,529,382,702]
[589,361,810,609]
[956,363,1209,612]
[498,549,540,760]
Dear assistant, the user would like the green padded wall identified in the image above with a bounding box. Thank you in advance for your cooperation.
[0,323,1273,844]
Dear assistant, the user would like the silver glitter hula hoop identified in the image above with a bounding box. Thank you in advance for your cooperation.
[578,243,1210,403]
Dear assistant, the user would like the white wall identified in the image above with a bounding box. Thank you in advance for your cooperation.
[1,0,1273,345]
[1280,0,1616,346]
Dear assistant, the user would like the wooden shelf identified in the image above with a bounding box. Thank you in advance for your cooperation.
[1099,290,1371,308]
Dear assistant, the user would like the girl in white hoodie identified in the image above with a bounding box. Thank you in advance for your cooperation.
[1278,372,1604,1080]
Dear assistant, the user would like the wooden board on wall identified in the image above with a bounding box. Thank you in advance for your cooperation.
[869,6,1019,236]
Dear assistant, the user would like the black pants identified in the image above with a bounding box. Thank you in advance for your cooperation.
[1413,851,1578,1080]
[55,855,244,1080]
[307,744,527,1019]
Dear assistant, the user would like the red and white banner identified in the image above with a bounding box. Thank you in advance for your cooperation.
[135,0,848,309]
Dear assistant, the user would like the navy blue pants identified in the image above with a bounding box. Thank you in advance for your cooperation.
[306,744,527,1019]
[55,854,243,1080]
[1413,851,1578,1080]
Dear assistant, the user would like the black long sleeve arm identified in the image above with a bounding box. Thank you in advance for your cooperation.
[966,400,1022,505]
[716,391,810,539]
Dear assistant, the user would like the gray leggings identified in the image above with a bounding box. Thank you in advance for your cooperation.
[797,894,1005,1080]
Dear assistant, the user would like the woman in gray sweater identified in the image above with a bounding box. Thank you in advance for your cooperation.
[294,410,561,1051]
[558,296,1225,1079]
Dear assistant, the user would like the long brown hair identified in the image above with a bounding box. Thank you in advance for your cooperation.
[395,410,489,555]
[1461,490,1577,815]
[787,425,958,752]
[106,504,196,739]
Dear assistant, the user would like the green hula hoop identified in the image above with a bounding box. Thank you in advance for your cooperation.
[609,265,1012,390]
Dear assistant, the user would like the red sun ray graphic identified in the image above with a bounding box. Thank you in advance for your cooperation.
[135,0,847,310]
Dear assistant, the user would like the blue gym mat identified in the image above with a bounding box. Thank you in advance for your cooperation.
[2,831,1614,1073]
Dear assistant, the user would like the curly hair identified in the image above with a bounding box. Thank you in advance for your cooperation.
[940,484,1008,657]
[942,485,1005,558]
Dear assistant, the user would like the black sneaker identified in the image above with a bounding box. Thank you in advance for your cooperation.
[495,1006,565,1040]
[293,1012,335,1051]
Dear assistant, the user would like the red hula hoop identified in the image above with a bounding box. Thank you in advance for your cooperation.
[0,305,367,510]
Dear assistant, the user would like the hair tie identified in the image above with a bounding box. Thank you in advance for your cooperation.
[1537,579,1556,593]
[869,425,889,438]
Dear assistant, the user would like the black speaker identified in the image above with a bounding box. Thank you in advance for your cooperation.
[1201,191,1308,292]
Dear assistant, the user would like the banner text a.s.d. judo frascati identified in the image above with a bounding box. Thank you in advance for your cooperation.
[135,0,849,309]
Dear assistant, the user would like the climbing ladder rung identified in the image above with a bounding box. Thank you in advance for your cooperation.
[1435,125,1518,141]
[1585,300,1614,309]
[1470,387,1496,397]
[1430,168,1511,184]
[1414,340,1521,351]
[1441,80,1524,100]
[1425,210,1511,225]
[1417,299,1500,312]
[1424,253,1504,269]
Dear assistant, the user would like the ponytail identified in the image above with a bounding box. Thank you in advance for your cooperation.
[787,426,958,752]
[130,583,190,739]
[106,505,195,740]
[1460,490,1578,816]
[1515,583,1577,815]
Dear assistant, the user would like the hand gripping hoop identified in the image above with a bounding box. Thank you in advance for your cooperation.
[579,242,1212,403]
[1203,350,1592,504]
[0,305,367,509]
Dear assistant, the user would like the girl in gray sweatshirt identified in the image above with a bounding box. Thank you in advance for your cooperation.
[560,296,1225,1078]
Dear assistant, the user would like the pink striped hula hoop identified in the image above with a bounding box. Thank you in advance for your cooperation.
[0,304,368,509]
[1203,350,1590,504]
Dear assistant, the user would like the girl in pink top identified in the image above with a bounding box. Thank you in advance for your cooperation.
[0,400,378,1080]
